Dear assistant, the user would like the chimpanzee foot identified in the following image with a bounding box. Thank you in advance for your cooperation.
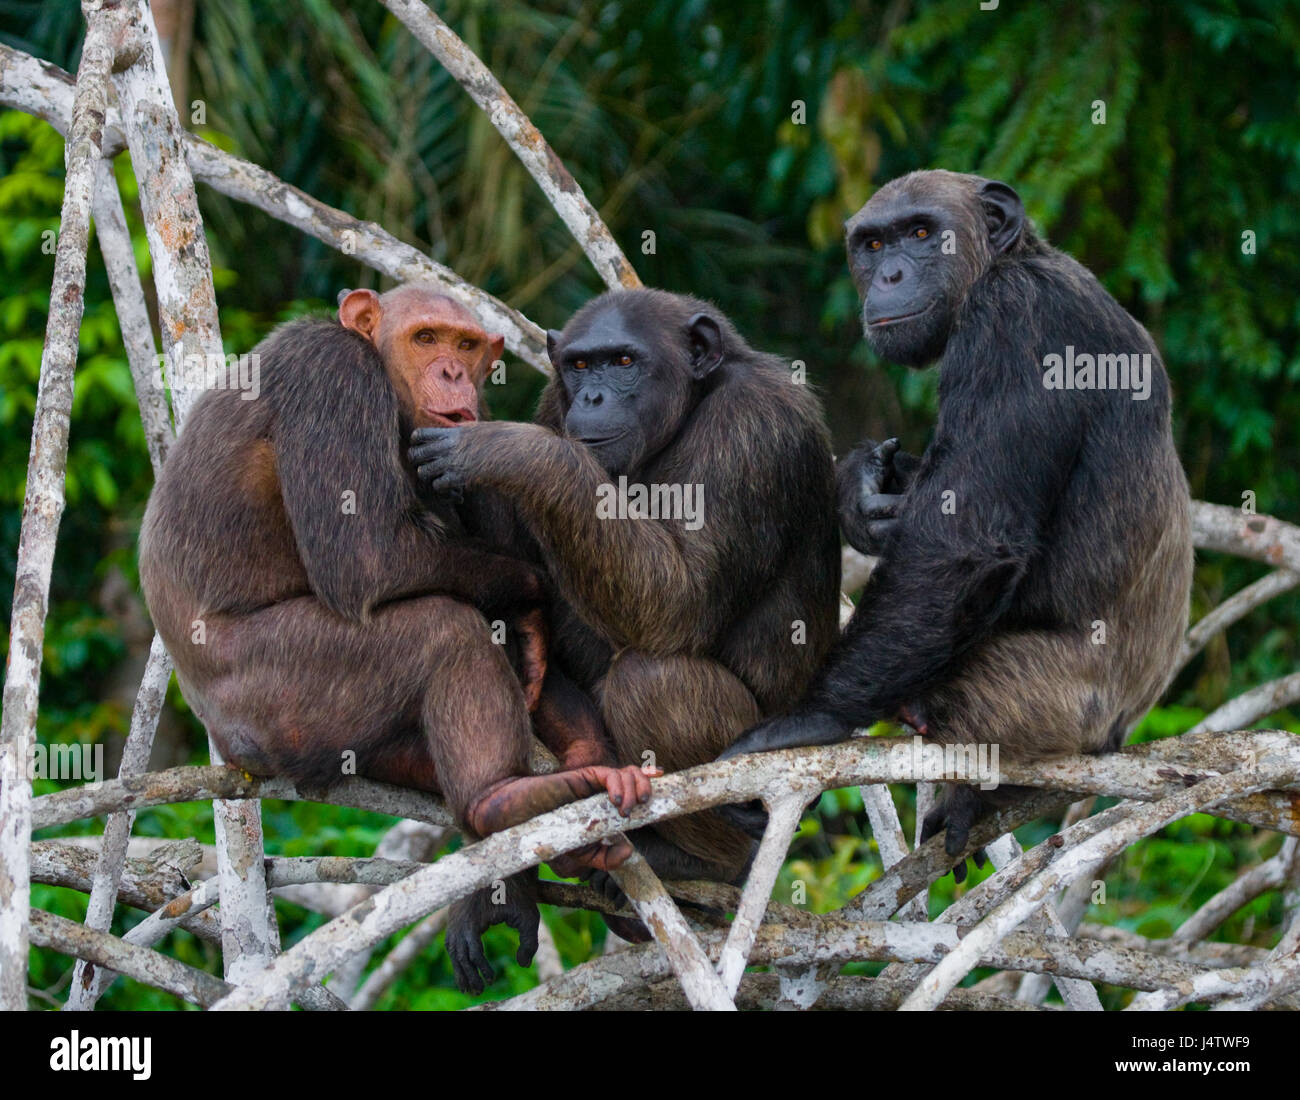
[602,913,653,944]
[716,799,769,839]
[920,784,989,884]
[575,870,652,944]
[546,837,634,878]
[445,872,540,994]
[465,764,657,838]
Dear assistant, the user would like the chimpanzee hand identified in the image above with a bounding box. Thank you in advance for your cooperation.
[409,426,474,494]
[583,762,661,815]
[545,763,662,877]
[716,710,852,761]
[547,837,634,878]
[445,873,540,994]
[837,437,907,556]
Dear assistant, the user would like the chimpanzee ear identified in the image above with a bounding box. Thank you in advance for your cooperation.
[338,289,382,340]
[687,313,724,380]
[979,181,1025,255]
[482,332,506,374]
[546,329,564,368]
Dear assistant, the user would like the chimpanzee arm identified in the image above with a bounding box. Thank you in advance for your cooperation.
[722,359,1087,757]
[269,322,540,620]
[410,417,807,653]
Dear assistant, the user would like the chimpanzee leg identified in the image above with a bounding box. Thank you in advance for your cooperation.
[916,629,1117,878]
[599,651,759,882]
[182,595,513,795]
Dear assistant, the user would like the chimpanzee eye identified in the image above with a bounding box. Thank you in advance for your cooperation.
[573,360,588,370]
[914,226,929,239]
[617,354,633,366]
[869,240,883,251]
[415,329,436,344]
[458,338,476,351]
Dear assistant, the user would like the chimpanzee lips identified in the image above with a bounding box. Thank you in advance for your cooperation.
[426,408,477,427]
[576,432,627,447]
[867,303,932,327]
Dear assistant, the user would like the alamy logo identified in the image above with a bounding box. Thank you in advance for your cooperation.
[1042,346,1152,400]
[887,736,1001,790]
[596,476,705,531]
[153,350,261,400]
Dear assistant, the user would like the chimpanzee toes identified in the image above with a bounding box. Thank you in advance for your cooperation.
[922,785,989,881]
[602,913,653,944]
[582,869,629,909]
[920,800,948,846]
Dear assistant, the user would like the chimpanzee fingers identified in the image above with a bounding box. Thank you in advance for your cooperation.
[595,837,635,871]
[631,764,660,804]
[604,767,633,814]
[859,437,900,494]
[557,839,632,873]
[581,868,628,908]
[866,518,899,543]
[416,468,467,494]
[859,492,900,520]
[507,903,540,968]
[408,425,460,453]
[448,928,493,995]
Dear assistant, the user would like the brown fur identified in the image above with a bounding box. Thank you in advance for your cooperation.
[139,288,611,834]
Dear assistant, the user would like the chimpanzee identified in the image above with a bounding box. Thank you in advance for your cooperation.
[138,284,655,987]
[720,171,1193,877]
[410,288,842,890]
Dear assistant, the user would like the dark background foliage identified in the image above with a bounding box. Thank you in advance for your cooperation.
[2,0,1296,1008]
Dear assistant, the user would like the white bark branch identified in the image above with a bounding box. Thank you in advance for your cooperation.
[65,633,173,1010]
[1179,569,1300,670]
[610,851,736,1011]
[717,794,806,998]
[0,1,119,1010]
[1189,672,1300,734]
[900,754,1300,1011]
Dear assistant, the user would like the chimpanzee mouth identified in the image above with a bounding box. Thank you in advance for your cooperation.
[426,408,477,427]
[576,432,627,447]
[868,304,932,327]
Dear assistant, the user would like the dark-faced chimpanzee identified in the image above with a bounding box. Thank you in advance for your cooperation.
[138,284,656,985]
[410,288,842,889]
[721,171,1193,875]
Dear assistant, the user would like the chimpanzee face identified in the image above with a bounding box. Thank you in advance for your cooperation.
[547,298,723,476]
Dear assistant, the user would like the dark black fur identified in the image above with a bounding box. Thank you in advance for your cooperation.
[723,171,1192,872]
[412,288,842,881]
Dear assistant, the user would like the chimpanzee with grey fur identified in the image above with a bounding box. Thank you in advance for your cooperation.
[722,171,1193,878]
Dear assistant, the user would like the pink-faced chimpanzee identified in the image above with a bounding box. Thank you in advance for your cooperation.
[139,284,654,989]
